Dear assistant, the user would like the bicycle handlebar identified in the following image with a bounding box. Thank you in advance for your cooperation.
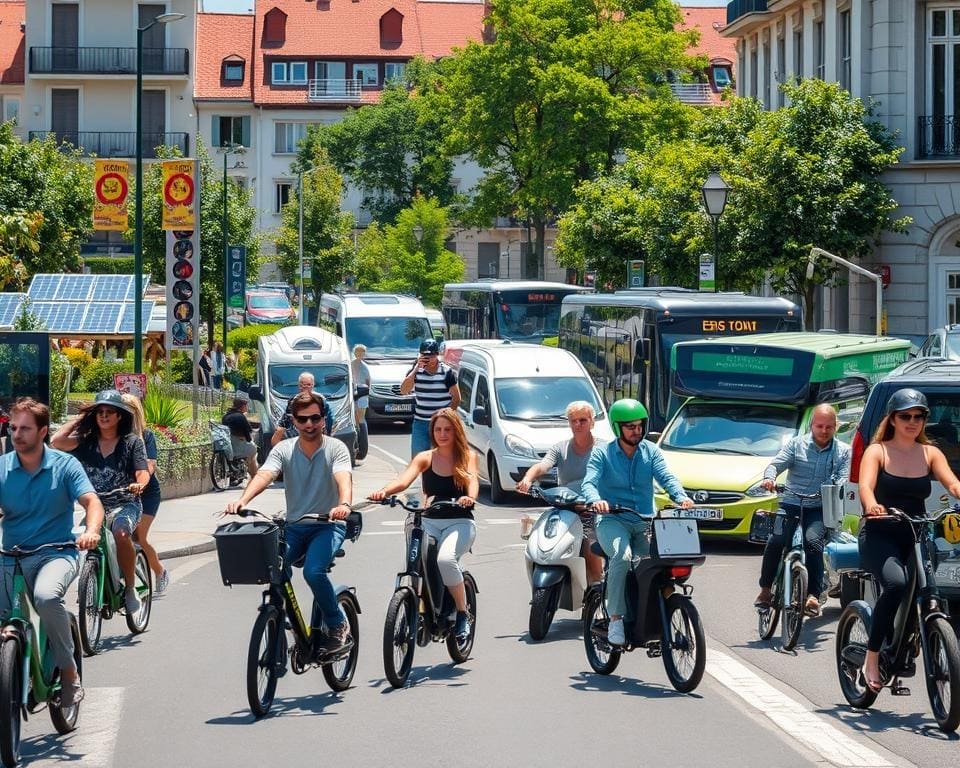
[774,484,822,500]
[865,504,960,525]
[374,496,475,514]
[0,541,78,558]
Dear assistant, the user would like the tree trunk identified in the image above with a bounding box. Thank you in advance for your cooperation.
[803,282,816,331]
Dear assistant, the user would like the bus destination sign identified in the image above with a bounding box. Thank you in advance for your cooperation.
[701,319,761,333]
[527,293,557,302]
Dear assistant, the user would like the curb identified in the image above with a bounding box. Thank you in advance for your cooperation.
[158,538,216,560]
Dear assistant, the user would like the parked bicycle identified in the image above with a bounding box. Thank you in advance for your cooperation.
[209,421,246,491]
[0,542,83,768]
[378,496,479,689]
[76,488,152,655]
[750,485,822,651]
[836,504,960,732]
[214,509,362,718]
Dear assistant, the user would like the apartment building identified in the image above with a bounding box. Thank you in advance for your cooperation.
[0,1,24,137]
[723,1,960,339]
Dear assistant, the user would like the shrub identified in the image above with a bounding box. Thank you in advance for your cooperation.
[84,256,135,274]
[227,324,283,351]
[237,348,257,383]
[61,347,93,380]
[168,351,194,384]
[49,352,69,421]
[80,357,131,392]
[143,386,188,429]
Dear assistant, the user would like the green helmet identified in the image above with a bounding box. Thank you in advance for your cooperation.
[609,398,648,438]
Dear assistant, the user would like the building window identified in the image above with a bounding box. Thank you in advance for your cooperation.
[793,28,803,80]
[222,60,245,83]
[275,182,292,213]
[272,62,307,84]
[290,62,307,84]
[264,8,287,44]
[839,10,852,91]
[380,9,403,46]
[212,115,250,148]
[750,48,758,99]
[762,41,771,108]
[1,96,19,124]
[711,65,732,90]
[385,62,406,83]
[925,7,960,155]
[814,20,825,80]
[949,272,960,324]
[316,61,346,81]
[353,63,379,86]
[275,122,310,154]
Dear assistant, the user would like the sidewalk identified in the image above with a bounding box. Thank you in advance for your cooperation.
[147,450,404,560]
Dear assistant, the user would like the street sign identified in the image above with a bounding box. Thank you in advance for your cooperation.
[627,259,645,288]
[227,246,246,309]
[698,254,716,292]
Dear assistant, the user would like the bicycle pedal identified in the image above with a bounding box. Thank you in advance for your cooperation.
[645,643,662,658]
[891,684,911,696]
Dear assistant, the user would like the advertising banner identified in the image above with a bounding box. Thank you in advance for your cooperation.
[92,159,130,231]
[114,373,148,399]
[161,159,198,231]
[227,245,246,309]
[166,228,200,350]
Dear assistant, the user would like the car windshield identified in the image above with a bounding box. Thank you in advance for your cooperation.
[345,317,431,358]
[268,364,349,400]
[661,402,800,457]
[250,295,290,309]
[493,377,602,421]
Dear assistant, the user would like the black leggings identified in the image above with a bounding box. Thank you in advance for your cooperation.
[858,520,913,652]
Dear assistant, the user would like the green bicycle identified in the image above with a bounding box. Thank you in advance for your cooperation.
[0,541,84,768]
[76,489,153,655]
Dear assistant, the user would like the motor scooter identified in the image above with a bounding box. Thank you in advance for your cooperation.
[522,486,589,641]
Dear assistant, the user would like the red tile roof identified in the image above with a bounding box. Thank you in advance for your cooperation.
[680,6,736,66]
[0,1,25,86]
[195,12,255,101]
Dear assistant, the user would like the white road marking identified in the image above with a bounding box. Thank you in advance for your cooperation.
[31,687,125,768]
[364,531,403,536]
[369,443,409,467]
[707,649,893,768]
[380,520,405,527]
[502,543,526,549]
[482,518,522,525]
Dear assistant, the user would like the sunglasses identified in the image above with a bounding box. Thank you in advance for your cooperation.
[294,414,324,425]
[895,412,927,423]
[96,408,119,417]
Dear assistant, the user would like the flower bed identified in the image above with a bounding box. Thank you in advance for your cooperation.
[153,422,214,500]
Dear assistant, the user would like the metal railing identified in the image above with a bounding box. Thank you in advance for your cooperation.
[307,79,363,102]
[28,131,189,158]
[916,116,960,159]
[29,46,189,75]
[669,83,714,104]
[726,0,768,25]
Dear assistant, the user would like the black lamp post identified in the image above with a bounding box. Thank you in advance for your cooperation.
[700,172,731,292]
[221,143,245,346]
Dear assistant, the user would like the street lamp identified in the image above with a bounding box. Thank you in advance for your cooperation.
[297,165,325,324]
[700,171,730,293]
[221,143,245,346]
[134,11,184,373]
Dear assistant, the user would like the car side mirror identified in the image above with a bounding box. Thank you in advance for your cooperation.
[248,384,265,402]
[472,407,490,426]
[645,431,661,443]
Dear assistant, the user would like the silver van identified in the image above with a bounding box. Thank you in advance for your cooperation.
[247,325,357,461]
[318,293,432,423]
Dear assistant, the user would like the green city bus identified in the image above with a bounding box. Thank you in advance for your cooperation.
[558,289,803,432]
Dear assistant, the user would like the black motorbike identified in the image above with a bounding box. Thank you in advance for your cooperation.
[378,497,479,688]
[583,505,707,693]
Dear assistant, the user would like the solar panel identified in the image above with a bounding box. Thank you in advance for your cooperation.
[119,301,154,334]
[126,275,150,301]
[28,274,62,301]
[0,294,26,326]
[55,274,94,301]
[92,275,132,302]
[31,302,86,332]
[80,302,123,333]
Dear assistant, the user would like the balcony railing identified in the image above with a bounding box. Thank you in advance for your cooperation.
[28,131,190,158]
[726,0,768,25]
[916,116,960,159]
[29,47,189,76]
[307,79,362,102]
[670,83,714,105]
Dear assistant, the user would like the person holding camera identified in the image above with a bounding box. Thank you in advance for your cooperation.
[400,340,460,458]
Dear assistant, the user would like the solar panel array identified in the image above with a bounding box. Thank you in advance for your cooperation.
[0,293,27,327]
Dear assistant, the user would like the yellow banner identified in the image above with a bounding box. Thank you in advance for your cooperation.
[92,159,130,231]
[161,159,198,231]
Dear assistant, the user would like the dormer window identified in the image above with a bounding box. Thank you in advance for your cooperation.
[263,7,287,45]
[222,57,245,84]
[380,8,403,47]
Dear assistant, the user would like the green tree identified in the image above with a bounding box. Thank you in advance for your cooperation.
[0,210,42,290]
[302,79,458,224]
[274,146,355,306]
[355,197,463,305]
[0,123,93,277]
[424,0,697,271]
[137,140,262,343]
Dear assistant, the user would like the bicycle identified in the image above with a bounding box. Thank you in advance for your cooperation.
[0,541,84,768]
[214,509,363,718]
[836,504,960,732]
[209,421,246,491]
[750,485,822,651]
[76,488,153,655]
[378,497,478,689]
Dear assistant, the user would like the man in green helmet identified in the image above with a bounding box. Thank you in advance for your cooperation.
[581,398,692,647]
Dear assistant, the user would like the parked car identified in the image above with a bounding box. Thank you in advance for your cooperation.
[917,324,960,360]
[228,289,296,327]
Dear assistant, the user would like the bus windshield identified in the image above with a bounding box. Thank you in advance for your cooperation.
[345,317,431,359]
[661,402,800,457]
[494,289,570,341]
[494,376,603,421]
[269,364,349,401]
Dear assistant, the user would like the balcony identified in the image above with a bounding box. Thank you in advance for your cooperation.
[916,116,960,159]
[307,79,362,102]
[28,131,190,159]
[726,0,768,25]
[29,47,189,76]
[670,83,714,105]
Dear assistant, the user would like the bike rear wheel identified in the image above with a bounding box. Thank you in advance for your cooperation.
[781,562,806,651]
[125,549,152,634]
[662,594,706,693]
[835,602,877,709]
[382,590,417,688]
[77,556,103,656]
[210,452,228,491]
[582,588,621,675]
[322,594,360,692]
[446,575,478,663]
[925,615,960,732]
[246,608,283,718]
[49,615,83,734]
[758,578,781,641]
[0,638,22,768]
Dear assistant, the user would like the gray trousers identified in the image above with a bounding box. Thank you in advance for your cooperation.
[0,551,80,670]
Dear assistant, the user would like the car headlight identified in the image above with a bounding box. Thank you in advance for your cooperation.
[504,433,539,459]
[745,481,773,498]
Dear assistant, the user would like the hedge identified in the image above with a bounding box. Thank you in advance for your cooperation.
[84,256,135,274]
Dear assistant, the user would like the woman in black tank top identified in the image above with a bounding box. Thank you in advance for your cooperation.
[858,389,960,692]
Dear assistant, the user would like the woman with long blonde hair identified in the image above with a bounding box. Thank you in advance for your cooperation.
[368,408,478,639]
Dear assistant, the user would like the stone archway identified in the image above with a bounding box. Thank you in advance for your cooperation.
[925,216,960,327]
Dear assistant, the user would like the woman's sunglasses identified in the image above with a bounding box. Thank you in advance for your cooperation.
[294,414,324,425]
[894,412,927,423]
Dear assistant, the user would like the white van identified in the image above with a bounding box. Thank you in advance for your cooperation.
[318,293,432,422]
[247,325,357,461]
[441,340,615,503]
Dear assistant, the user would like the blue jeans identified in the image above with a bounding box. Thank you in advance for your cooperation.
[212,374,223,389]
[596,513,651,617]
[411,418,431,457]
[284,522,346,630]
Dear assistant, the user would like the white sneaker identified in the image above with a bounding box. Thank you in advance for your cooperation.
[156,569,170,595]
[607,618,625,646]
[124,589,141,615]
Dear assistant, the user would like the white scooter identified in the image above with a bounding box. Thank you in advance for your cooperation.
[522,486,589,641]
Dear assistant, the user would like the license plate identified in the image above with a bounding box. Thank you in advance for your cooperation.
[935,564,960,585]
[384,403,412,413]
[661,507,723,521]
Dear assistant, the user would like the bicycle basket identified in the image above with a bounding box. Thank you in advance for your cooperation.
[748,511,775,545]
[214,521,281,586]
[210,423,234,460]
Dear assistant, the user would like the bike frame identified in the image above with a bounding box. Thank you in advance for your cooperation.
[394,512,446,634]
[769,490,821,606]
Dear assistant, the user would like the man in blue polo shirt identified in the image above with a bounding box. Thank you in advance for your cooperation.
[0,398,104,707]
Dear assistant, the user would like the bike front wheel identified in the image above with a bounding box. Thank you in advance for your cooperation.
[246,608,284,718]
[835,601,877,709]
[49,615,83,734]
[382,590,417,688]
[529,585,559,642]
[210,452,228,491]
[77,556,103,656]
[582,588,621,675]
[662,594,706,693]
[925,615,960,732]
[758,579,781,641]
[322,594,360,692]
[125,549,152,634]
[781,562,807,651]
[0,638,22,768]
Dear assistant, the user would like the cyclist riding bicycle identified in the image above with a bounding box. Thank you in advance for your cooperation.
[226,392,354,656]
[580,398,692,647]
[51,389,150,616]
[0,398,104,707]
[754,404,851,617]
